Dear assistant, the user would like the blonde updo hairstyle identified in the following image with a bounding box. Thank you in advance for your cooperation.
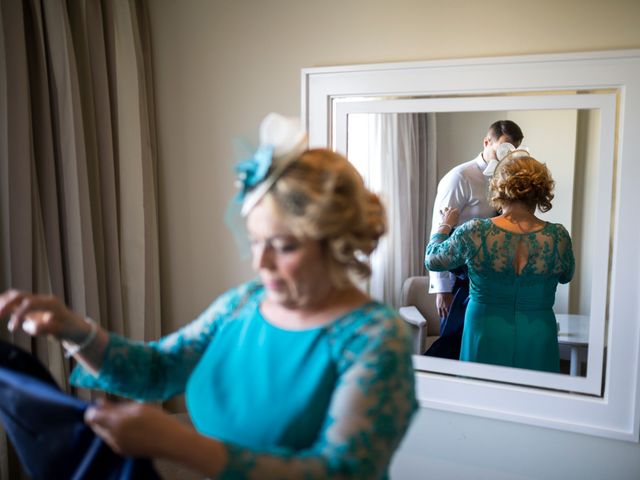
[264,148,386,288]
[489,153,555,212]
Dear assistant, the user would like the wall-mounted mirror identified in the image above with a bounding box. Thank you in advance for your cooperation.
[303,50,640,441]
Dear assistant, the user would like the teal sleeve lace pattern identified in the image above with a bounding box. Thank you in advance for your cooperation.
[556,224,575,284]
[219,305,418,479]
[70,281,259,400]
[424,219,481,272]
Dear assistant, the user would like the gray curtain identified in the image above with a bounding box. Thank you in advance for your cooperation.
[0,0,160,477]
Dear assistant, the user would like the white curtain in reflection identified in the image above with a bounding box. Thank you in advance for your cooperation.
[367,113,437,307]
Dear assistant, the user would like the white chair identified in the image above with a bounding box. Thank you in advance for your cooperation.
[399,276,440,354]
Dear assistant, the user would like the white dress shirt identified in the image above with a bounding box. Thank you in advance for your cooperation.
[428,153,497,293]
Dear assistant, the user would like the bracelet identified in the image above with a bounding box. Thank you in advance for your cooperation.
[438,223,453,231]
[62,317,98,359]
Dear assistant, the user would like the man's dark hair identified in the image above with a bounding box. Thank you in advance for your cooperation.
[488,120,524,145]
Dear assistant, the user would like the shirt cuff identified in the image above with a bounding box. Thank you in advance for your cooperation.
[428,272,455,293]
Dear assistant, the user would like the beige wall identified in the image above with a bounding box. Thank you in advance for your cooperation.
[435,111,504,179]
[148,0,640,334]
[147,1,640,478]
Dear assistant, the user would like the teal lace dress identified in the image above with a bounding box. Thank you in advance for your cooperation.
[425,219,575,372]
[71,280,417,479]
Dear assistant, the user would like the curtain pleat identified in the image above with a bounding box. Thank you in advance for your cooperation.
[43,0,102,327]
[0,5,23,477]
[100,0,160,341]
[0,0,160,476]
[134,0,161,342]
[369,113,437,307]
[1,0,34,351]
[69,0,127,336]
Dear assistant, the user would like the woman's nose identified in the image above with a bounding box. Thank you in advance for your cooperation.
[253,244,275,270]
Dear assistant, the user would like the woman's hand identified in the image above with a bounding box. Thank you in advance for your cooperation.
[85,401,228,476]
[440,206,460,228]
[85,401,178,458]
[0,289,88,342]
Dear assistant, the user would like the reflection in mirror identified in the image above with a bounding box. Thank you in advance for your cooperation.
[347,109,600,378]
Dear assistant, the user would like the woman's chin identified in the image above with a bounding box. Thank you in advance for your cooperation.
[265,289,291,305]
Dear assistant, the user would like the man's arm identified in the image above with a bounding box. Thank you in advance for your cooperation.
[428,171,468,317]
[429,171,469,236]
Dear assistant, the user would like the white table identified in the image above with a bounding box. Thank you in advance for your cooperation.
[556,313,589,376]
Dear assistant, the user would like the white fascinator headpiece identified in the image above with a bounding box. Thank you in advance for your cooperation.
[482,142,531,177]
[234,113,308,216]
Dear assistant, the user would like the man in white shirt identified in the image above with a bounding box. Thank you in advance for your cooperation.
[425,120,523,357]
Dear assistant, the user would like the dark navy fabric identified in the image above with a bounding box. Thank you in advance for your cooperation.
[424,270,470,360]
[0,340,161,480]
[0,339,59,387]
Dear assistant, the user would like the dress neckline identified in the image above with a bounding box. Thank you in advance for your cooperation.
[489,218,549,235]
[256,288,378,333]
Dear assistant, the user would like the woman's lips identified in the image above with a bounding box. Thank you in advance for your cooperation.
[263,278,284,290]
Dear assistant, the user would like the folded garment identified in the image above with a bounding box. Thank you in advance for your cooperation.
[0,340,160,480]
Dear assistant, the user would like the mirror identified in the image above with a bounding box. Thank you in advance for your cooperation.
[346,108,599,379]
[303,50,640,441]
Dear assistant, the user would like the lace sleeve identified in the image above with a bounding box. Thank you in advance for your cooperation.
[218,311,418,479]
[424,219,481,272]
[556,225,575,284]
[70,282,259,401]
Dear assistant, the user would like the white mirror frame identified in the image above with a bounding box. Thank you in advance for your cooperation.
[302,50,640,441]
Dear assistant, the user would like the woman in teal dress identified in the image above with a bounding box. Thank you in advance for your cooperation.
[0,114,417,478]
[425,149,575,372]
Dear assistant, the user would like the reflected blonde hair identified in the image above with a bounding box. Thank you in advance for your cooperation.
[489,154,555,212]
[265,148,386,288]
